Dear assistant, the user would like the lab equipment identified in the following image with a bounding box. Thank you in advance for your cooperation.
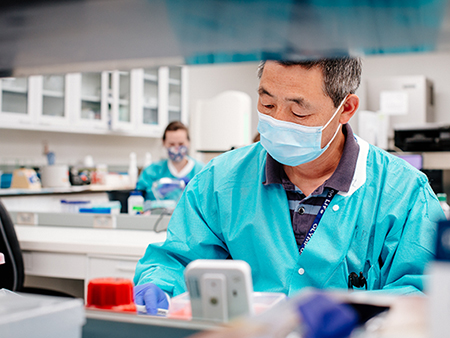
[394,123,450,152]
[357,110,389,150]
[40,164,70,188]
[60,200,91,213]
[257,95,346,166]
[366,76,434,139]
[128,191,144,215]
[128,152,138,187]
[134,282,169,316]
[168,291,286,321]
[0,292,85,338]
[69,166,92,185]
[86,277,137,313]
[195,91,251,153]
[185,259,253,322]
[437,193,450,220]
[183,291,358,338]
[134,136,444,297]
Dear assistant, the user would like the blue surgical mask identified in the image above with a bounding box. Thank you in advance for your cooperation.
[168,145,188,163]
[257,97,347,166]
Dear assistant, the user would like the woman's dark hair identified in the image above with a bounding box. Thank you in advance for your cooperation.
[162,121,190,141]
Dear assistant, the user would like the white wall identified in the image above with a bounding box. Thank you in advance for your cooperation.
[0,128,163,169]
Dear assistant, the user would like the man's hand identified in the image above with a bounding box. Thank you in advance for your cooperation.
[134,283,169,315]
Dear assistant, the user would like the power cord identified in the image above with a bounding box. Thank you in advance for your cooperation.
[152,208,173,233]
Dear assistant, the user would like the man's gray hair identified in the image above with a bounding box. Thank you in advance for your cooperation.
[257,58,362,108]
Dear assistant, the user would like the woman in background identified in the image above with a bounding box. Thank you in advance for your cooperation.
[137,121,204,200]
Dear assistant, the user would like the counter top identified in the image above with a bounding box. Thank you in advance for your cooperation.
[15,225,166,257]
[0,184,134,197]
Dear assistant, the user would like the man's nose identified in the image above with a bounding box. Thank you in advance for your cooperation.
[272,106,288,121]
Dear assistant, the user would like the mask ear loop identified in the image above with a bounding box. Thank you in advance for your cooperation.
[320,94,349,131]
[320,95,349,149]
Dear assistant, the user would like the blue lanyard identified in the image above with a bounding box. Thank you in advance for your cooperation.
[298,188,337,255]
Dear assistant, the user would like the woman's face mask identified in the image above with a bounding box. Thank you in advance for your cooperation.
[257,96,347,166]
[168,145,188,163]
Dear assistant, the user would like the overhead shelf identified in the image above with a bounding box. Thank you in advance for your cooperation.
[81,95,101,103]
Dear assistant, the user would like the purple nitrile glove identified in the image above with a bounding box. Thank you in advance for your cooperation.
[298,293,359,338]
[134,282,169,316]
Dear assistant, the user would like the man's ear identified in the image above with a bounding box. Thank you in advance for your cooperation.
[339,94,359,124]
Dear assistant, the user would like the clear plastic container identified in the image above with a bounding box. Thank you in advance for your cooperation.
[60,200,91,213]
[167,292,286,320]
[79,201,122,214]
[0,292,85,338]
[128,191,144,215]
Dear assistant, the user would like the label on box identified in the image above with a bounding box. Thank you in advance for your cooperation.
[380,90,408,115]
[93,215,116,229]
[16,212,38,225]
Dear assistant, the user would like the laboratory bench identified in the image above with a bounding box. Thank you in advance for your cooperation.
[0,185,133,196]
[15,224,167,299]
[1,184,135,214]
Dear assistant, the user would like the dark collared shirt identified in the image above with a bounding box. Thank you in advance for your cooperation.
[263,124,360,251]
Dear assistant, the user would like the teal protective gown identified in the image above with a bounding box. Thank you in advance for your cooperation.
[134,137,445,296]
[136,157,204,200]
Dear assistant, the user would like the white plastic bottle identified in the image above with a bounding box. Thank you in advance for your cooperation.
[128,191,144,215]
[144,152,152,168]
[437,193,450,220]
[128,152,138,188]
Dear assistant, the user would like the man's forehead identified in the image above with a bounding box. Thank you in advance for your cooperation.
[261,62,323,86]
[260,64,323,89]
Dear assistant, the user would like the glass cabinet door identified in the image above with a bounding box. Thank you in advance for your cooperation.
[80,72,102,122]
[110,70,133,131]
[70,72,109,130]
[142,68,159,126]
[168,66,182,123]
[117,71,131,124]
[1,77,28,115]
[42,75,65,118]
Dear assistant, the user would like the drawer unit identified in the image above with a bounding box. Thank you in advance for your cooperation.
[22,251,86,279]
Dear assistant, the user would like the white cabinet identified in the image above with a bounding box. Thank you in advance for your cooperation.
[134,65,188,136]
[87,255,140,281]
[70,72,109,131]
[110,71,135,132]
[134,67,168,136]
[168,66,188,125]
[0,76,38,126]
[36,74,70,126]
[0,66,188,137]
